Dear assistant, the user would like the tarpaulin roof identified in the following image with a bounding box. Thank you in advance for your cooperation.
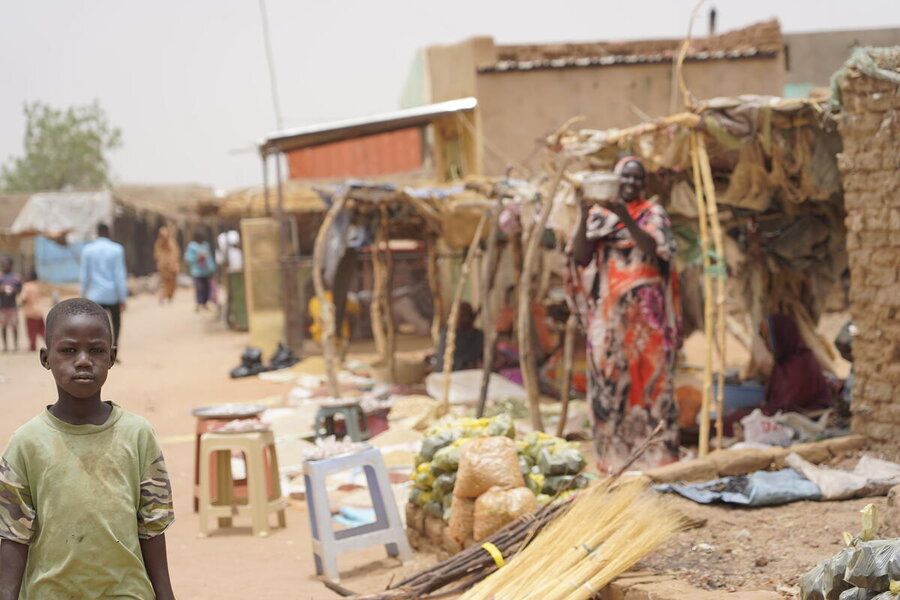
[10,191,114,243]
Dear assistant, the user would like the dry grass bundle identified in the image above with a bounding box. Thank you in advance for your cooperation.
[458,480,686,600]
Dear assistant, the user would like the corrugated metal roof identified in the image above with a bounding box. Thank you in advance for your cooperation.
[479,48,774,73]
[259,97,477,154]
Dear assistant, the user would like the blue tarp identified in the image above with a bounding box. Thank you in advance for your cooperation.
[34,236,85,284]
[657,468,822,507]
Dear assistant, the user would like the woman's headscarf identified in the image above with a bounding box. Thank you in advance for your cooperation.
[764,314,832,415]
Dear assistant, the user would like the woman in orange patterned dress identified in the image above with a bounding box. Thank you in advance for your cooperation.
[567,157,681,471]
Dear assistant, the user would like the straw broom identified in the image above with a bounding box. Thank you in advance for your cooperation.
[459,480,685,600]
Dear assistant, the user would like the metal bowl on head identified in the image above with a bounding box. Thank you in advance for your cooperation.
[582,172,620,202]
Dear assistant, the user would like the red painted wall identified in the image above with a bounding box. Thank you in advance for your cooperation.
[286,128,423,179]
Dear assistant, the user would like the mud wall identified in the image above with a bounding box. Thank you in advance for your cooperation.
[837,53,900,453]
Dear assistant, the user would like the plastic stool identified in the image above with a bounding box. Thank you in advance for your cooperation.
[303,447,411,582]
[314,401,369,442]
[198,430,286,537]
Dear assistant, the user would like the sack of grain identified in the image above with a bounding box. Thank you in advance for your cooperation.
[455,436,524,498]
[473,486,539,541]
[447,495,476,544]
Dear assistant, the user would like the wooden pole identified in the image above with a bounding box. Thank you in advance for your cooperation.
[556,314,578,438]
[370,223,388,364]
[426,236,443,346]
[312,193,346,399]
[440,213,489,415]
[690,132,713,457]
[697,136,728,450]
[519,162,568,432]
[476,199,503,418]
[381,206,397,382]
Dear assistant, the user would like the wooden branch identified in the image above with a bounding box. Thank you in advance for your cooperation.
[477,199,503,418]
[697,135,728,450]
[690,132,713,457]
[426,236,443,346]
[312,193,346,398]
[370,225,388,364]
[518,161,569,432]
[556,314,578,437]
[381,206,397,381]
[440,212,490,415]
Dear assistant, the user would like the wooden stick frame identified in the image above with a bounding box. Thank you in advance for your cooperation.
[311,192,347,399]
[439,212,490,415]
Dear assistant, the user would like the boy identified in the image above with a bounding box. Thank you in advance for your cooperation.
[0,298,176,600]
[0,257,21,352]
[19,270,44,352]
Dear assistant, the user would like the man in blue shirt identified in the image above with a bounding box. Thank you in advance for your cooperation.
[80,223,128,350]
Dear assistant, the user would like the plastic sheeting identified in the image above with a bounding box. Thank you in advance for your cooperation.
[11,191,113,243]
[657,468,822,506]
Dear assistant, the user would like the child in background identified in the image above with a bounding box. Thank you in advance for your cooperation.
[0,257,22,352]
[20,270,45,352]
[0,298,176,600]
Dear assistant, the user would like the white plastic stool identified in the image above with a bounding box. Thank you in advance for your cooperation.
[303,447,411,582]
[198,430,286,537]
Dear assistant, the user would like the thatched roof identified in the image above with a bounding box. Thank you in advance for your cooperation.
[113,184,219,220]
[0,194,30,232]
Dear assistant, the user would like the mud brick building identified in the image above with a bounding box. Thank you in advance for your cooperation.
[837,48,900,454]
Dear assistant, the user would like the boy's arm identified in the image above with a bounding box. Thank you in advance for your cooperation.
[115,247,128,307]
[0,539,28,600]
[140,534,175,600]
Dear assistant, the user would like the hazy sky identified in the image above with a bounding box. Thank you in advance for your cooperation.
[1,1,897,190]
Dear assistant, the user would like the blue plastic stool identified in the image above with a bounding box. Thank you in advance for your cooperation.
[302,446,411,582]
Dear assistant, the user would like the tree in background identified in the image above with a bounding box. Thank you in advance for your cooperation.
[1,100,122,192]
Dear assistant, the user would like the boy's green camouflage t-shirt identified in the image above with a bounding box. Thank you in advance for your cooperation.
[0,403,174,600]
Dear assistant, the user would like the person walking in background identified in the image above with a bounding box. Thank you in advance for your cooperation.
[183,231,216,312]
[80,223,128,351]
[20,269,45,352]
[0,257,23,352]
[153,226,181,304]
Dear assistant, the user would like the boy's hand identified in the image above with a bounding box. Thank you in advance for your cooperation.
[140,534,176,600]
[0,539,28,600]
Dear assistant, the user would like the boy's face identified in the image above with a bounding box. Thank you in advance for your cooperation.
[40,314,116,400]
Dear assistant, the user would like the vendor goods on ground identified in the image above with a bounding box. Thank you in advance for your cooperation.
[407,414,588,548]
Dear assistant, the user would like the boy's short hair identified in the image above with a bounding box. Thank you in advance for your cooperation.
[45,298,113,344]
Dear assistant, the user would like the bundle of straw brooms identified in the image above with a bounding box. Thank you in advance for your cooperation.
[456,480,686,600]
[333,478,684,600]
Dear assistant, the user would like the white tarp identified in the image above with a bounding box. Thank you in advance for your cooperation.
[11,191,113,243]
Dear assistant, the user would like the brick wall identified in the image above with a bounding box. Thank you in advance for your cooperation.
[837,53,900,453]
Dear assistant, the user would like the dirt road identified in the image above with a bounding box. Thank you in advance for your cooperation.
[0,291,401,600]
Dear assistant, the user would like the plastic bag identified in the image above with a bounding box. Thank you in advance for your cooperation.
[424,500,443,519]
[519,454,535,475]
[455,436,524,498]
[839,588,878,600]
[543,473,588,495]
[433,444,462,472]
[740,408,794,446]
[845,540,900,591]
[537,443,586,476]
[447,495,476,544]
[420,430,458,461]
[433,473,457,497]
[414,462,435,490]
[523,431,557,460]
[822,548,855,599]
[473,486,539,541]
[485,413,515,438]
[801,561,827,600]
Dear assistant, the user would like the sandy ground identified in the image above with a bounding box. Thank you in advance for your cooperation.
[0,289,874,599]
[0,290,421,600]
